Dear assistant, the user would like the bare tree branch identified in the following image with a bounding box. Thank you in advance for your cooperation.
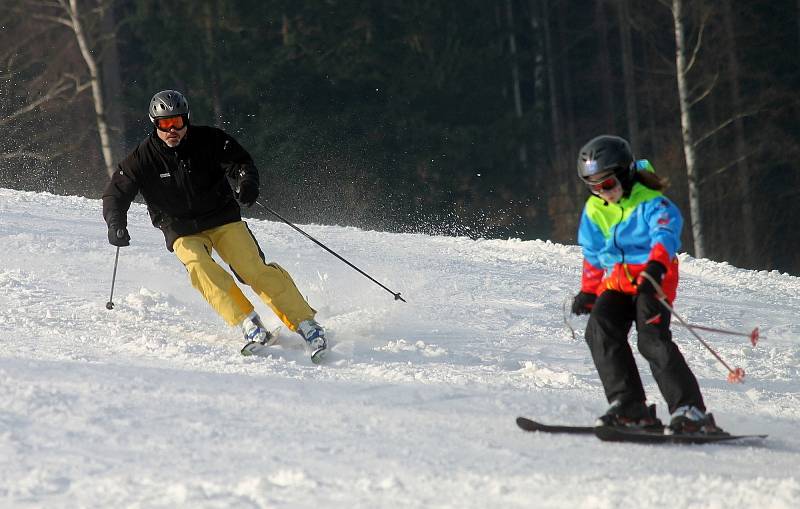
[0,0,105,172]
[0,150,59,162]
[29,13,73,29]
[692,110,760,148]
[687,71,718,107]
[698,150,758,185]
[0,77,75,127]
[685,9,710,73]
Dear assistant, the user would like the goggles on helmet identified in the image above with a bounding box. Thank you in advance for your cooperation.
[585,174,619,193]
[154,115,187,132]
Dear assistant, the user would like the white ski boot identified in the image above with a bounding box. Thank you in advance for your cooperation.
[297,319,327,363]
[240,311,277,355]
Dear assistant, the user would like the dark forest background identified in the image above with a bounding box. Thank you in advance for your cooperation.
[2,0,799,273]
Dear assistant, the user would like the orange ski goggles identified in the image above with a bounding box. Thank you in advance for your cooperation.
[154,115,187,132]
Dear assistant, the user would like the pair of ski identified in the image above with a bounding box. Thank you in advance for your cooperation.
[240,327,327,364]
[516,416,766,444]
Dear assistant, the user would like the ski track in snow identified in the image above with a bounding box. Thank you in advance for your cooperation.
[0,188,799,508]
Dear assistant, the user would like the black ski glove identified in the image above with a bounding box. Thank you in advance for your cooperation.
[108,226,130,247]
[571,291,596,315]
[237,179,259,207]
[636,260,667,297]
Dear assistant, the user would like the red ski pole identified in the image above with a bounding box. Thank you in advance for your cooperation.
[640,272,746,384]
[670,321,760,347]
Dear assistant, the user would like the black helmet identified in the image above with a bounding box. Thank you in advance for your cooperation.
[148,90,190,123]
[577,135,635,189]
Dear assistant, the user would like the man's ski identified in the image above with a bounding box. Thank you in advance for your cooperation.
[594,425,767,444]
[516,417,596,434]
[241,341,272,357]
[240,326,328,364]
[241,341,327,363]
[310,344,327,364]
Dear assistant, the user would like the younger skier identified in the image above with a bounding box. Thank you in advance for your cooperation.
[571,134,721,434]
[102,90,327,361]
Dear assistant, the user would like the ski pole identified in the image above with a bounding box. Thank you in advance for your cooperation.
[640,272,746,384]
[670,320,760,347]
[562,295,577,340]
[106,246,120,310]
[254,200,406,302]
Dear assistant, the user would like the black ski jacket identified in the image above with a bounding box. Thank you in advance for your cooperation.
[102,125,259,251]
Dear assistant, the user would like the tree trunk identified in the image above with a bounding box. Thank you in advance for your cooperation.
[706,91,725,262]
[672,0,704,258]
[540,0,564,163]
[66,0,114,177]
[101,3,125,164]
[506,0,528,166]
[642,37,659,156]
[203,0,224,125]
[617,0,639,152]
[722,0,756,265]
[556,0,576,157]
[527,0,547,156]
[595,0,616,133]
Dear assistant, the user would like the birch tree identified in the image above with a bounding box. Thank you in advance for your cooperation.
[68,0,114,175]
[37,0,118,177]
[671,0,705,257]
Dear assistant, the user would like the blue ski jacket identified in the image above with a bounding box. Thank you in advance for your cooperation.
[577,160,683,301]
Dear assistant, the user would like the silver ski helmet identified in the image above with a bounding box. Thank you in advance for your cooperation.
[577,135,635,190]
[148,90,190,123]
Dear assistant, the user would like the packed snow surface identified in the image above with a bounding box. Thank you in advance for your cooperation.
[1,188,798,508]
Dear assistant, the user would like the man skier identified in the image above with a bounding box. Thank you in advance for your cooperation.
[102,89,327,361]
[571,134,722,434]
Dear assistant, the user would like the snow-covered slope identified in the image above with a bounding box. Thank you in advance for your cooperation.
[1,188,798,508]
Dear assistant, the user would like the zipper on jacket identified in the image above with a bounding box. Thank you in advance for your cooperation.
[611,202,631,289]
[173,152,195,211]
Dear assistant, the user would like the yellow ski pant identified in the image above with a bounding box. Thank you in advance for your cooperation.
[173,221,315,330]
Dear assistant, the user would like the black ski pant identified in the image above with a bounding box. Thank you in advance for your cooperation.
[585,290,705,414]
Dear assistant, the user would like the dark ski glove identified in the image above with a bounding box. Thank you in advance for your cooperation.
[237,179,259,207]
[108,226,130,247]
[571,291,596,315]
[636,260,667,297]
